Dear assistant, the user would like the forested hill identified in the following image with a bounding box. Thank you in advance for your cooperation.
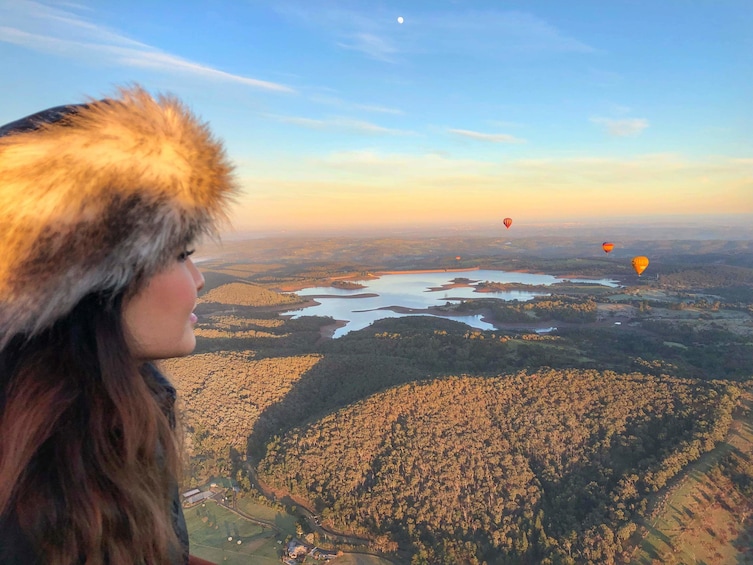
[166,243,753,564]
[258,370,737,565]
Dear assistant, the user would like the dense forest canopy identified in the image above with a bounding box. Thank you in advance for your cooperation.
[199,281,303,306]
[162,237,753,564]
[258,370,736,564]
[161,351,321,481]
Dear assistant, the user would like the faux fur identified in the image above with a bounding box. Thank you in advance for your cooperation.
[0,86,238,347]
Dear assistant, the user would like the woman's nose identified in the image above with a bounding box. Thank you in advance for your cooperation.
[189,259,205,292]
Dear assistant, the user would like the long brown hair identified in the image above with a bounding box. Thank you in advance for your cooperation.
[0,291,183,564]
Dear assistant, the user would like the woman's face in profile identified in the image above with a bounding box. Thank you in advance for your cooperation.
[122,250,205,360]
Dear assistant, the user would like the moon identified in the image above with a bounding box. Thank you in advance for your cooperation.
[397,16,404,24]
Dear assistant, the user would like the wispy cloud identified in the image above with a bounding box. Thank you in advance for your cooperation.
[273,2,595,63]
[53,2,92,11]
[117,51,293,92]
[336,32,398,62]
[448,128,525,144]
[421,10,596,55]
[231,152,753,229]
[273,2,399,62]
[0,1,294,92]
[488,120,523,129]
[608,104,633,116]
[309,94,403,115]
[249,150,752,193]
[590,117,649,137]
[355,104,403,115]
[269,114,414,136]
[317,149,490,174]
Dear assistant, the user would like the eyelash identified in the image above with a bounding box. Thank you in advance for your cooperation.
[178,249,196,262]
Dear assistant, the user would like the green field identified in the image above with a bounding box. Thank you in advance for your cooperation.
[234,497,298,533]
[187,498,392,563]
[186,502,282,565]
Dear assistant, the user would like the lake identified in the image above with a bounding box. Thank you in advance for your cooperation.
[281,269,619,338]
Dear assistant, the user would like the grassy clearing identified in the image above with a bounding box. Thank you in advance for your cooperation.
[235,497,298,533]
[630,392,753,564]
[187,498,391,563]
[186,501,282,565]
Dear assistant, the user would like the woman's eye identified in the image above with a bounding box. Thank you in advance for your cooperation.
[178,249,196,261]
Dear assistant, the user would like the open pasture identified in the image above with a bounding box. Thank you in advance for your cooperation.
[185,502,281,565]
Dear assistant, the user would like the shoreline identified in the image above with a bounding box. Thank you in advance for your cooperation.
[273,267,622,294]
[374,266,483,276]
[313,304,605,340]
[274,267,527,293]
[318,319,348,341]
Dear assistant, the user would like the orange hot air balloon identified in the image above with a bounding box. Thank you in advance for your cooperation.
[602,242,615,254]
[455,256,461,261]
[503,217,513,229]
[632,256,650,276]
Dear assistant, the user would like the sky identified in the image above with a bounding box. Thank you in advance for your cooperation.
[1,0,751,235]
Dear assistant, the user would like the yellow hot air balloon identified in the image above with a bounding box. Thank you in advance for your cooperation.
[632,256,649,276]
[602,242,614,253]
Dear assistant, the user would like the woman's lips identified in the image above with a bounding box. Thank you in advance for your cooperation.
[190,312,198,324]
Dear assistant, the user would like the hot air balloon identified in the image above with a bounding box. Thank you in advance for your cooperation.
[455,256,461,261]
[503,217,512,229]
[632,256,649,276]
[602,242,614,254]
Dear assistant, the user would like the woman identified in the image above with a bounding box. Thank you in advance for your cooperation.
[0,86,236,564]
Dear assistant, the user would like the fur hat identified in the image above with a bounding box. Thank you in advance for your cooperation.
[0,85,238,347]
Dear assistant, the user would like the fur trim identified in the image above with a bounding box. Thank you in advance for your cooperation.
[0,86,238,347]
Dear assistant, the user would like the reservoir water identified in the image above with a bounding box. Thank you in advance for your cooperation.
[282,269,618,338]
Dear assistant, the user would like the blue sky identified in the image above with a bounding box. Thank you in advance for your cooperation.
[1,0,751,233]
